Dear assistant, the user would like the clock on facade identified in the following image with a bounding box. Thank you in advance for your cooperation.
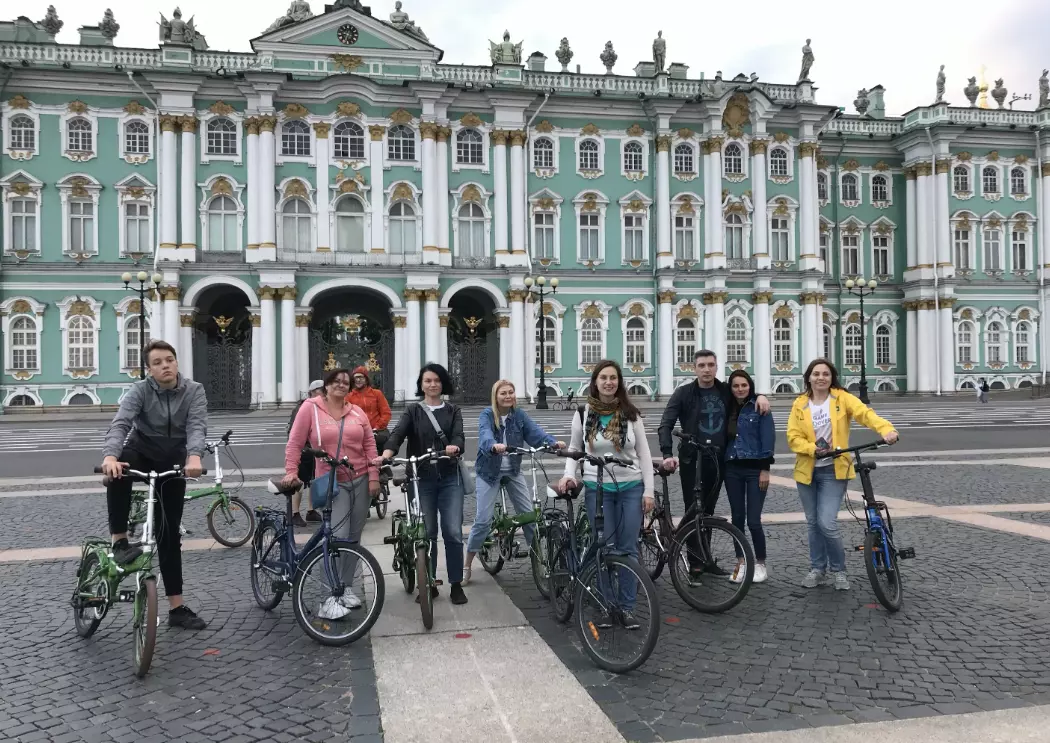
[337,24,359,45]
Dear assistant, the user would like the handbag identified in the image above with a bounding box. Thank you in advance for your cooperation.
[309,406,346,510]
[420,403,475,496]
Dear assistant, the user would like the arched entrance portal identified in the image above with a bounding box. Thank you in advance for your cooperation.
[308,289,395,401]
[447,289,499,404]
[193,286,253,410]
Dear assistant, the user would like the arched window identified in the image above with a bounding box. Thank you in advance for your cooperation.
[333,121,365,160]
[10,316,38,371]
[68,393,94,406]
[628,384,648,397]
[1016,321,1032,363]
[207,195,238,252]
[389,201,417,254]
[770,216,789,261]
[773,317,793,363]
[1010,168,1027,196]
[817,172,828,201]
[724,213,744,259]
[67,316,95,370]
[579,139,600,171]
[533,137,554,169]
[674,213,695,261]
[67,117,92,152]
[8,394,36,407]
[335,198,365,253]
[281,120,311,157]
[388,125,415,161]
[982,166,998,194]
[775,383,794,394]
[10,196,37,252]
[9,115,34,150]
[871,175,888,202]
[769,147,789,177]
[841,174,859,202]
[953,166,970,193]
[281,198,312,252]
[723,143,743,176]
[956,320,974,363]
[623,141,643,173]
[676,318,696,365]
[457,128,484,165]
[876,381,895,393]
[875,325,891,365]
[536,316,557,365]
[960,380,975,390]
[990,380,1007,390]
[206,117,237,155]
[726,316,747,363]
[625,317,646,365]
[983,227,1002,270]
[125,121,150,155]
[69,200,95,253]
[457,203,485,257]
[987,321,1004,363]
[845,324,862,366]
[580,317,603,365]
[673,143,695,174]
[125,315,150,371]
[124,202,151,255]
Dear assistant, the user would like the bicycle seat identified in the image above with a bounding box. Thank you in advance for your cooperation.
[652,457,676,476]
[392,477,405,488]
[267,478,300,498]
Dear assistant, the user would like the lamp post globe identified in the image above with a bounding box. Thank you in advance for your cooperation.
[136,270,149,283]
[152,272,164,285]
[121,272,132,284]
[550,277,559,288]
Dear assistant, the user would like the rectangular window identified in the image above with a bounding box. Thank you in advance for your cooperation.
[536,320,557,365]
[676,324,696,365]
[125,203,151,254]
[873,235,890,275]
[11,199,37,252]
[773,323,792,363]
[818,231,828,267]
[69,201,94,253]
[841,234,859,275]
[578,214,600,261]
[984,229,1001,271]
[581,328,603,365]
[534,212,555,259]
[770,217,789,261]
[845,329,862,366]
[675,216,694,260]
[623,215,644,262]
[1012,230,1027,271]
[1017,330,1030,363]
[875,332,891,365]
[953,229,971,269]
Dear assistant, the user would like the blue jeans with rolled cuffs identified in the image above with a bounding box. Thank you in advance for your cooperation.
[796,465,849,573]
[466,472,535,554]
[584,481,644,609]
[415,472,466,584]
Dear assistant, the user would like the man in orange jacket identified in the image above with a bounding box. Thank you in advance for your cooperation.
[349,366,392,449]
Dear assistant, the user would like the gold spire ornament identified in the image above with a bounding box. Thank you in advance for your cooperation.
[977,64,990,109]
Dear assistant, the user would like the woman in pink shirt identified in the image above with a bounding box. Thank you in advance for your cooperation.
[283,367,379,619]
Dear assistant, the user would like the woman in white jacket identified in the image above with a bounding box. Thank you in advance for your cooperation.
[557,360,655,625]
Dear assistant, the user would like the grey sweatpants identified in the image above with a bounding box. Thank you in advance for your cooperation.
[329,474,372,585]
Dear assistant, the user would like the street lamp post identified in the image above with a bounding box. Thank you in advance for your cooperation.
[122,270,163,379]
[524,274,559,409]
[845,278,877,404]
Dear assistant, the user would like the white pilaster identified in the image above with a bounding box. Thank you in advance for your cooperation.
[497,313,511,382]
[162,288,179,349]
[656,137,673,269]
[246,119,260,250]
[939,301,955,393]
[492,131,509,259]
[260,288,277,404]
[916,165,932,267]
[391,310,408,403]
[179,312,194,380]
[509,131,527,259]
[905,170,917,268]
[752,290,772,394]
[421,123,439,259]
[704,137,725,269]
[314,123,331,251]
[405,290,423,379]
[917,304,934,392]
[905,303,918,393]
[423,289,439,364]
[525,298,537,400]
[279,288,297,404]
[258,117,278,261]
[179,117,197,254]
[509,289,526,396]
[438,309,450,368]
[798,143,819,270]
[657,290,674,396]
[751,141,769,268]
[705,291,727,372]
[935,163,951,273]
[296,310,311,399]
[159,116,179,258]
[801,296,819,367]
[369,125,386,251]
[436,127,451,266]
[250,310,262,407]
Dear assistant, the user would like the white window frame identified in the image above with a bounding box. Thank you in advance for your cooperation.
[451,184,492,260]
[869,219,896,278]
[57,295,103,379]
[770,301,801,368]
[818,217,833,268]
[276,177,317,254]
[871,311,898,367]
[981,164,1002,200]
[767,196,799,263]
[675,317,699,367]
[56,173,102,258]
[276,118,315,164]
[535,298,566,370]
[722,140,747,181]
[839,219,866,277]
[575,301,611,370]
[384,181,424,253]
[2,107,40,161]
[331,119,368,164]
[817,170,829,205]
[725,306,752,365]
[576,137,604,177]
[451,124,490,173]
[619,137,648,181]
[385,124,419,168]
[529,189,563,264]
[844,323,863,367]
[115,295,153,378]
[822,317,837,364]
[1,170,44,257]
[60,108,98,163]
[1014,320,1033,365]
[952,163,973,198]
[619,300,654,370]
[573,190,608,265]
[331,193,370,254]
[773,317,795,364]
[673,141,698,180]
[619,191,651,265]
[530,133,559,177]
[1,296,45,379]
[981,219,1004,272]
[951,212,977,269]
[1008,216,1034,272]
[114,175,156,258]
[671,193,702,263]
[200,113,242,163]
[955,318,975,365]
[197,175,246,254]
[840,171,861,206]
[869,172,892,207]
[118,112,154,165]
[1009,165,1030,200]
[767,145,794,183]
[985,318,1006,364]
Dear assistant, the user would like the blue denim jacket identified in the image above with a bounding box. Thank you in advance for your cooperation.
[476,407,556,484]
[725,399,775,465]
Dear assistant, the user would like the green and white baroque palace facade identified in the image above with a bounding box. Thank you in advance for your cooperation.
[1,0,1049,410]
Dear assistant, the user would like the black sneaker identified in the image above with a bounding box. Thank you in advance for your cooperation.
[620,612,640,630]
[415,586,439,603]
[450,583,468,605]
[168,606,207,630]
[111,538,143,566]
[703,561,729,577]
[305,510,321,523]
[594,612,613,629]
[292,513,308,528]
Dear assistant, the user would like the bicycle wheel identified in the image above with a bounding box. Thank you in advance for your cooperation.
[573,554,660,674]
[250,523,285,610]
[374,496,388,520]
[133,576,158,678]
[292,540,386,646]
[637,515,667,582]
[417,545,434,630]
[669,518,754,614]
[72,551,108,638]
[531,522,551,598]
[478,502,506,575]
[207,496,256,548]
[864,529,903,612]
[547,523,573,623]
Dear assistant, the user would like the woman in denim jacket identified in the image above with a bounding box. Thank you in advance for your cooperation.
[723,370,775,584]
[464,380,562,582]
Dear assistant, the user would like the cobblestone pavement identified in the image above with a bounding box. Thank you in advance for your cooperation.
[862,464,1049,507]
[0,548,383,743]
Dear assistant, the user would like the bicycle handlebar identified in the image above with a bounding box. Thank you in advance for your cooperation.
[673,430,719,449]
[827,438,896,457]
[558,450,636,470]
[383,449,457,466]
[204,429,234,451]
[307,448,354,468]
[93,464,207,478]
[503,444,561,456]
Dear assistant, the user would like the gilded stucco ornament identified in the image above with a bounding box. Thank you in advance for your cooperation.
[68,100,88,114]
[211,177,233,196]
[534,120,554,133]
[392,183,414,202]
[626,124,645,137]
[462,185,482,203]
[721,92,750,132]
[123,101,148,115]
[389,108,413,125]
[283,103,309,119]
[332,54,363,72]
[8,94,31,109]
[337,101,361,118]
[581,123,600,136]
[460,112,483,127]
[209,101,234,116]
[284,180,308,198]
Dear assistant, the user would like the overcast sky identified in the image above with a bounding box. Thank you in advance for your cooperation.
[10,0,1048,116]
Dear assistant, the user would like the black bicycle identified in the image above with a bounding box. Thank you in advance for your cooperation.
[547,451,659,673]
[252,450,385,646]
[551,390,580,412]
[637,430,754,613]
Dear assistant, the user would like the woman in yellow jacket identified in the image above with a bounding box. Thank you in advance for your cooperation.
[786,359,898,591]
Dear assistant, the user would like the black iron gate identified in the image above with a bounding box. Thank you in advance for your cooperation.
[448,315,497,404]
[308,315,394,401]
[199,315,252,411]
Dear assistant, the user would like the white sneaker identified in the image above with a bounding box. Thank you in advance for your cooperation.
[729,563,746,584]
[317,596,351,620]
[754,564,768,583]
[338,591,363,610]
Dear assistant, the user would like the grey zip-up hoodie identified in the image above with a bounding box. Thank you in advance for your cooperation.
[103,374,208,461]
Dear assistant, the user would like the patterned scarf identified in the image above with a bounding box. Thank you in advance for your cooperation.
[585,395,627,452]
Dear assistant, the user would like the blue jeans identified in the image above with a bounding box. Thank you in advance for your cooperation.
[796,465,848,573]
[466,472,535,554]
[724,467,767,561]
[584,482,644,609]
[415,472,465,584]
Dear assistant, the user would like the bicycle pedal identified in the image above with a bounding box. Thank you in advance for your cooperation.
[273,580,292,592]
[382,536,397,545]
[118,590,135,602]
[897,547,916,559]
[854,545,865,551]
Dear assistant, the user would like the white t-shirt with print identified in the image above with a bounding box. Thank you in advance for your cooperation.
[809,397,833,467]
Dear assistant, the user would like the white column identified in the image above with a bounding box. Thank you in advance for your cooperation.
[391,310,408,402]
[179,117,196,253]
[905,169,917,268]
[657,292,674,396]
[916,164,932,267]
[492,131,509,258]
[159,116,179,250]
[704,137,725,268]
[314,123,331,251]
[939,302,955,393]
[296,312,311,398]
[498,314,511,381]
[751,141,769,267]
[905,304,918,392]
[246,119,260,250]
[405,290,423,379]
[260,288,277,404]
[752,293,772,394]
[250,310,262,407]
[179,311,194,379]
[162,288,179,349]
[258,117,277,252]
[935,162,951,269]
[278,288,297,404]
[509,131,527,255]
[509,290,526,395]
[705,293,727,371]
[656,137,672,268]
[421,123,439,259]
[801,295,818,366]
[525,298,537,399]
[798,145,816,263]
[369,125,386,251]
[917,303,934,392]
[436,127,451,263]
[423,289,440,364]
[438,310,450,368]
